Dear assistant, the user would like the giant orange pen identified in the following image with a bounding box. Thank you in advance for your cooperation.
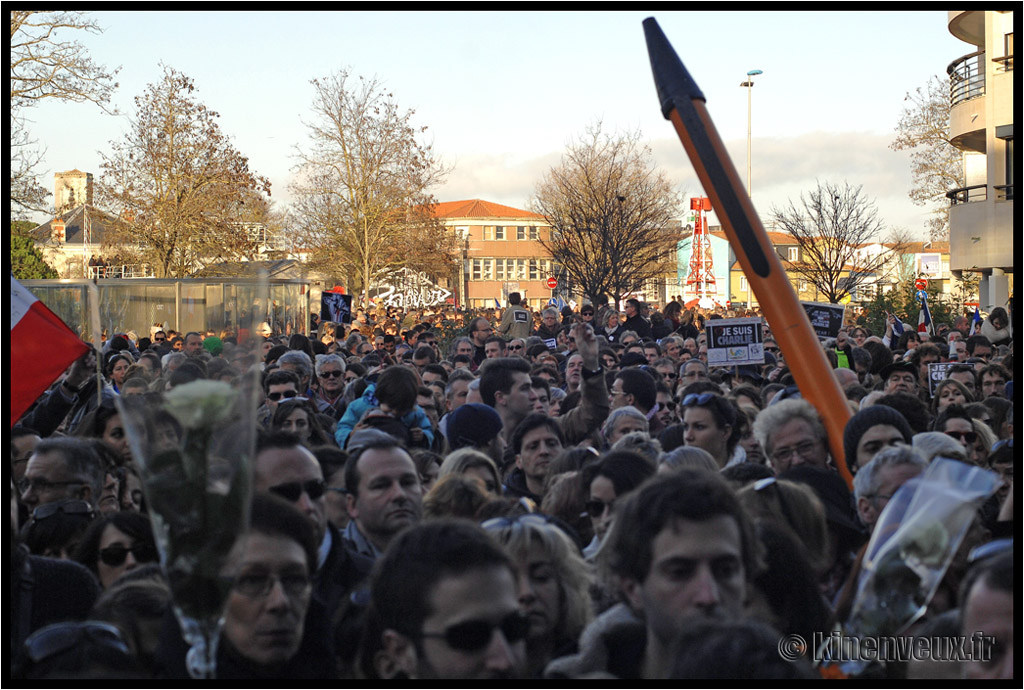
[643,17,854,489]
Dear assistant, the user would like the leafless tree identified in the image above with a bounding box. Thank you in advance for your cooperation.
[98,66,271,278]
[531,124,682,308]
[890,76,964,242]
[770,181,910,304]
[290,69,453,305]
[9,11,120,216]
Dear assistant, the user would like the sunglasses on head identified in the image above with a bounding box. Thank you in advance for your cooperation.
[420,611,530,652]
[99,542,158,567]
[682,392,717,406]
[268,479,325,502]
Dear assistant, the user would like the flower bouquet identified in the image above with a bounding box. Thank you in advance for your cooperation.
[834,457,998,674]
[117,377,258,678]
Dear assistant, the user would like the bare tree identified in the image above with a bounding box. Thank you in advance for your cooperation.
[98,66,271,278]
[531,124,682,308]
[9,11,119,109]
[9,11,119,217]
[770,181,909,304]
[9,115,50,217]
[890,76,964,242]
[290,69,452,305]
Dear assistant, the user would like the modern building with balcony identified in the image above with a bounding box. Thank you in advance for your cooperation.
[945,10,1014,311]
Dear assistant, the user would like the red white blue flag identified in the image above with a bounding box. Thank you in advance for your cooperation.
[917,295,934,337]
[10,275,89,426]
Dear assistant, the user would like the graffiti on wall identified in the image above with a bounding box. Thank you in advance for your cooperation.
[372,269,452,308]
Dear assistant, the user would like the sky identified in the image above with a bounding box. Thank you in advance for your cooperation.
[19,10,969,239]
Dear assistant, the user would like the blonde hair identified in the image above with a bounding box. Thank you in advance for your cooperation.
[438,448,501,494]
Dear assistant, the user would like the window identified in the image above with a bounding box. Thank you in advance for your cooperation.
[482,259,494,281]
[483,226,495,240]
[740,276,748,292]
[495,259,506,281]
[517,226,527,241]
[529,259,539,281]
[495,226,505,240]
[787,247,799,262]
[531,227,540,240]
[471,259,482,281]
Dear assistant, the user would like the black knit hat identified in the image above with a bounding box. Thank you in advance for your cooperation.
[445,403,503,450]
[842,404,914,471]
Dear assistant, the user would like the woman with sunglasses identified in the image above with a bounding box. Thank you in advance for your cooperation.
[482,514,593,678]
[581,450,656,559]
[932,404,985,466]
[73,512,158,589]
[680,392,742,468]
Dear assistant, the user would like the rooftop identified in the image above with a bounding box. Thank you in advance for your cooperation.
[431,199,544,220]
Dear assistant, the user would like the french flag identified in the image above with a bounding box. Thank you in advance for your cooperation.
[969,306,982,336]
[917,295,934,337]
[10,275,89,426]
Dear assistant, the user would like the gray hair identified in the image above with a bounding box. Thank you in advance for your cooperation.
[911,431,967,464]
[32,437,106,508]
[161,351,187,369]
[752,398,827,457]
[314,353,346,375]
[278,350,313,380]
[611,431,662,464]
[542,307,559,318]
[659,446,719,474]
[853,444,927,501]
[602,405,649,438]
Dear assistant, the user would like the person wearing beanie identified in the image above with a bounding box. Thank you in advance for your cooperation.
[444,402,504,452]
[202,335,223,356]
[842,404,914,473]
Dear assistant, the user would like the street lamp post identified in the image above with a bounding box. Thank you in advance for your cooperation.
[740,69,762,310]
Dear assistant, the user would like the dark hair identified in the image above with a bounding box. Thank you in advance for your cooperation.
[265,344,290,366]
[168,361,206,388]
[608,469,759,584]
[19,499,95,557]
[73,401,122,443]
[248,492,318,574]
[965,334,992,355]
[288,334,315,361]
[421,363,448,383]
[666,617,817,679]
[862,340,893,376]
[263,369,300,395]
[584,450,655,497]
[360,520,514,678]
[658,423,687,453]
[271,398,334,447]
[615,368,657,412]
[932,403,972,433]
[72,512,157,583]
[412,345,436,363]
[479,357,531,407]
[313,445,348,481]
[874,392,931,435]
[374,366,419,413]
[344,431,406,498]
[31,437,106,502]
[509,412,565,455]
[682,393,742,456]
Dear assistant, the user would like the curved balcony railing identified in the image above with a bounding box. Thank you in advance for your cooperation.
[946,184,988,205]
[947,51,986,106]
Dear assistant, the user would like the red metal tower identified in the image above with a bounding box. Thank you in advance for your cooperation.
[685,197,715,298]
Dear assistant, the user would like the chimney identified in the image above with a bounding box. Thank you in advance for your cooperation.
[52,219,66,243]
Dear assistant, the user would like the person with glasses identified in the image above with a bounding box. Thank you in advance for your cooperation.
[851,445,926,534]
[483,514,594,678]
[260,369,302,427]
[359,519,528,679]
[254,431,373,622]
[752,399,832,474]
[312,353,347,421]
[582,450,655,558]
[506,338,527,358]
[469,317,495,366]
[933,404,985,466]
[19,437,106,513]
[72,512,158,589]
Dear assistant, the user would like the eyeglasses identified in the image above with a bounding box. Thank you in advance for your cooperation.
[22,621,131,665]
[764,346,779,353]
[99,542,158,567]
[267,390,298,401]
[18,477,85,495]
[30,500,96,521]
[268,478,326,502]
[682,392,717,407]
[661,372,678,379]
[319,370,343,378]
[770,440,820,462]
[231,570,311,599]
[420,611,530,652]
[154,337,166,342]
[585,498,615,518]
[944,430,978,445]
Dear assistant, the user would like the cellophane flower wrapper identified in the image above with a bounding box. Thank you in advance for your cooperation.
[834,457,998,674]
[117,375,258,677]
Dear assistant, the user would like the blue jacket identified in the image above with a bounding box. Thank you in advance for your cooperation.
[334,383,434,448]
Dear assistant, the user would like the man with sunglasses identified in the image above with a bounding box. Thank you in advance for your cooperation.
[254,432,372,619]
[506,338,527,358]
[363,520,528,679]
[259,369,302,427]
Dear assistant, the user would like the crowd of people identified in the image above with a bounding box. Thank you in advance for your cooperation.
[11,291,1014,679]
